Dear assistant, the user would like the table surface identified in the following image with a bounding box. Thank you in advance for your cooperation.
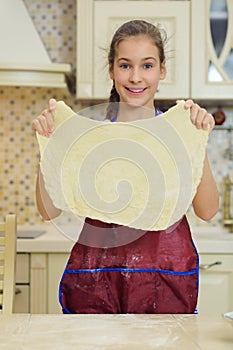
[0,314,232,349]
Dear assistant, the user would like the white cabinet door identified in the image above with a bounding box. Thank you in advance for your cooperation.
[14,253,30,313]
[14,285,30,313]
[77,0,190,99]
[47,253,69,314]
[30,253,48,314]
[198,254,233,314]
[191,0,233,99]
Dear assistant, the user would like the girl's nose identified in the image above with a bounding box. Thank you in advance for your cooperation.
[129,68,142,83]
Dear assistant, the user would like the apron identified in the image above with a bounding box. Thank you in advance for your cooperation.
[59,215,199,314]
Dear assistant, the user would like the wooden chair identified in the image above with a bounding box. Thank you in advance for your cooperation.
[0,214,17,314]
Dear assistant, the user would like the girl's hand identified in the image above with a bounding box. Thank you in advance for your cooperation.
[177,99,215,134]
[31,98,57,137]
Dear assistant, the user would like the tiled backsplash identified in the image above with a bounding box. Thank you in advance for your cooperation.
[0,0,232,227]
[0,86,81,225]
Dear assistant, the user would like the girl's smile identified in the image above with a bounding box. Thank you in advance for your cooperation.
[125,87,147,95]
[109,35,166,110]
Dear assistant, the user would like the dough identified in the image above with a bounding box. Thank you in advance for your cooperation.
[37,101,209,230]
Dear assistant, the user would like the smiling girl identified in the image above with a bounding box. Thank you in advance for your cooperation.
[109,34,166,110]
[32,20,219,314]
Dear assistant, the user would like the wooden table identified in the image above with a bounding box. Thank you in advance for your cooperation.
[0,314,232,349]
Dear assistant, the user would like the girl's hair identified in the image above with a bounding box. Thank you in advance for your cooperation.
[106,20,167,119]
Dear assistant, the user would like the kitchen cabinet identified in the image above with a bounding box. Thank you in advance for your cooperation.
[14,251,233,314]
[14,252,69,314]
[191,0,233,99]
[14,253,30,313]
[30,253,48,313]
[47,253,233,315]
[77,0,233,101]
[198,254,233,314]
[14,252,48,314]
[76,0,190,99]
[15,225,233,314]
[47,253,69,314]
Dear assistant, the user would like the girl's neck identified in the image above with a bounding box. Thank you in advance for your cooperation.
[116,103,155,122]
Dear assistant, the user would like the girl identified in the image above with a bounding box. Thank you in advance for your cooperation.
[32,20,219,314]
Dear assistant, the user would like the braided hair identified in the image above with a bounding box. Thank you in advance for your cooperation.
[106,20,167,120]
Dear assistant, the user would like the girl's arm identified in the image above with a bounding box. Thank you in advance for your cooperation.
[32,99,61,220]
[182,99,219,221]
[36,166,62,220]
[192,153,219,221]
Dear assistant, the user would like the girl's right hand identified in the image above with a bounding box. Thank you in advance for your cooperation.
[31,98,57,137]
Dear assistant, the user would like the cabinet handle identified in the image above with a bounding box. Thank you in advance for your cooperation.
[15,287,22,295]
[199,261,222,270]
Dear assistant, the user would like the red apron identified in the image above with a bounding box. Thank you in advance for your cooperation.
[59,215,199,314]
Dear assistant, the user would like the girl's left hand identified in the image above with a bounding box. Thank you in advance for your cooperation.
[177,99,215,134]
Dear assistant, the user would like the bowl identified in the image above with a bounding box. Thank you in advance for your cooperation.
[223,311,233,326]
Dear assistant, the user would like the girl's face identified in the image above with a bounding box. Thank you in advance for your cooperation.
[109,35,166,110]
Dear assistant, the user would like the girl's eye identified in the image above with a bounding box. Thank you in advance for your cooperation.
[144,64,153,69]
[120,64,130,69]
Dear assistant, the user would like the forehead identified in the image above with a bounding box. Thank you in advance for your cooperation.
[115,35,159,59]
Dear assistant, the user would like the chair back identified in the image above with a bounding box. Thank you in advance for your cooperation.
[0,214,17,314]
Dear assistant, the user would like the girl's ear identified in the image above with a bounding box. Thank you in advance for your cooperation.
[109,64,114,80]
[160,60,167,80]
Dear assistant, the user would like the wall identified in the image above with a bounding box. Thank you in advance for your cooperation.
[0,0,79,225]
[0,0,232,227]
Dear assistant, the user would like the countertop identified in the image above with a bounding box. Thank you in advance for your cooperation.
[16,221,233,254]
[0,314,232,349]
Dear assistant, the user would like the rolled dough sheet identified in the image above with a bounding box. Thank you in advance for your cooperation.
[37,101,209,231]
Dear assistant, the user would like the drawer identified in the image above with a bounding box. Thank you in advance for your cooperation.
[14,285,30,313]
[16,253,30,283]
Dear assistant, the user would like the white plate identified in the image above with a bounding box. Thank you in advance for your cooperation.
[223,311,233,326]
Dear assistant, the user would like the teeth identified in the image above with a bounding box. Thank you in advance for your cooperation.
[128,88,144,93]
